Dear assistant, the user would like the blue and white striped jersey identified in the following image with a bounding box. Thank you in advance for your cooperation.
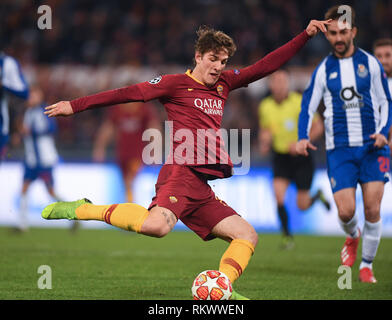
[23,104,59,168]
[0,53,29,136]
[298,48,392,150]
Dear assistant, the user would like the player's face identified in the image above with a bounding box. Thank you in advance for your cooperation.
[374,45,392,76]
[325,20,357,57]
[195,49,229,86]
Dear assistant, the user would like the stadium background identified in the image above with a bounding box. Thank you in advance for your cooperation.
[1,0,392,235]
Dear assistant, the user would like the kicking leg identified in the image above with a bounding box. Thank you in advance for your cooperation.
[42,199,176,238]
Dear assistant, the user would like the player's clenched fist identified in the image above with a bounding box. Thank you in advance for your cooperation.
[305,19,332,37]
[44,101,74,117]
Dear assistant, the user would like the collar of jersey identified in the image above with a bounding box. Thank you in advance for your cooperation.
[331,46,359,60]
[185,69,206,86]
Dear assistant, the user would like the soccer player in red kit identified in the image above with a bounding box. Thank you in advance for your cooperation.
[42,19,330,299]
[93,102,159,202]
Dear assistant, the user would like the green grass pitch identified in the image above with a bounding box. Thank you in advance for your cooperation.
[0,227,391,300]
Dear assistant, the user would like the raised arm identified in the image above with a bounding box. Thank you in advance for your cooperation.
[226,19,331,90]
[44,84,145,117]
[44,75,175,117]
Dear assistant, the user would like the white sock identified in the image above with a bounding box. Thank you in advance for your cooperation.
[19,194,29,230]
[360,219,382,270]
[338,215,359,238]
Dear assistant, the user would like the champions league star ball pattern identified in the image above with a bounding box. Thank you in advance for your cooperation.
[191,270,232,300]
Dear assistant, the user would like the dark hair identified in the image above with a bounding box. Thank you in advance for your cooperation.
[194,25,237,58]
[373,38,392,51]
[325,5,356,28]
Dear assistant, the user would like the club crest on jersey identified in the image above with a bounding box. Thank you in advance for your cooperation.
[149,76,162,84]
[217,85,224,96]
[169,196,178,203]
[356,64,368,78]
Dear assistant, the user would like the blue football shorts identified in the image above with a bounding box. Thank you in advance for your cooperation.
[326,143,390,193]
[23,165,54,187]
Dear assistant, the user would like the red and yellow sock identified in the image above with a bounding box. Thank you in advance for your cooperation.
[219,239,255,284]
[75,203,149,233]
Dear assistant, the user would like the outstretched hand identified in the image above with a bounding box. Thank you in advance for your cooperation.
[306,19,332,37]
[44,101,74,117]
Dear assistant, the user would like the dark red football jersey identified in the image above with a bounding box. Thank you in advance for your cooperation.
[71,30,310,179]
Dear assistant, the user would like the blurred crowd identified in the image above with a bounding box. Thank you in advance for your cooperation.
[2,0,392,165]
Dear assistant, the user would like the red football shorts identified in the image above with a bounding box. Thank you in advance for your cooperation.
[148,164,239,241]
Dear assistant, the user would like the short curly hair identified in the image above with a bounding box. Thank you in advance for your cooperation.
[194,25,237,58]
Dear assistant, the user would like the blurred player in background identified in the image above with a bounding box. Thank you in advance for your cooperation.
[93,101,160,203]
[258,70,330,249]
[297,6,392,283]
[0,52,29,161]
[41,19,330,299]
[18,85,78,232]
[373,38,392,152]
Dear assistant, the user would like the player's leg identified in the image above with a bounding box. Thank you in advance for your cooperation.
[121,159,142,203]
[18,180,31,231]
[358,181,384,283]
[357,145,389,282]
[212,214,258,282]
[296,187,330,211]
[334,187,360,266]
[42,164,180,238]
[211,215,257,300]
[327,148,361,266]
[273,177,291,238]
[42,199,177,237]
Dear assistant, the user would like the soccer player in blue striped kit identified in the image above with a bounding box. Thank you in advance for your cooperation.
[0,52,29,160]
[297,6,392,283]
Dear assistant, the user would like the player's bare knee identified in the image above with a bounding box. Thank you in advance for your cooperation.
[151,223,171,238]
[248,228,259,248]
[364,205,381,223]
[338,210,356,223]
[234,225,258,248]
[143,206,176,238]
[297,200,310,211]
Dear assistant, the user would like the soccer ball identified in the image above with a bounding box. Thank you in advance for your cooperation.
[191,270,232,300]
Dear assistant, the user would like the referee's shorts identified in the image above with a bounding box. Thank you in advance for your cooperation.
[272,151,315,191]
